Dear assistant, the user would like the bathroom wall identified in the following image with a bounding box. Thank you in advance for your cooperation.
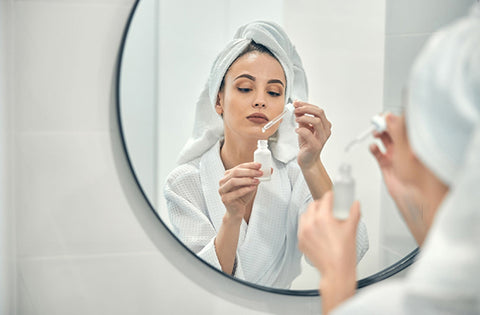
[9,0,315,314]
[11,1,267,314]
[1,0,14,314]
[5,1,477,315]
[380,0,476,267]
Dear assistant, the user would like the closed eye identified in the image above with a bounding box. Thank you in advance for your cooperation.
[268,91,281,97]
[238,87,252,93]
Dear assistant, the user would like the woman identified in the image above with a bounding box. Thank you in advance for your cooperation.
[299,4,480,313]
[164,21,369,289]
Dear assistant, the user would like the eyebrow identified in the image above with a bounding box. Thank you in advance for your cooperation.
[234,74,285,87]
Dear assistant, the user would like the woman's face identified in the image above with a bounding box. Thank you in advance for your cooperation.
[216,51,286,141]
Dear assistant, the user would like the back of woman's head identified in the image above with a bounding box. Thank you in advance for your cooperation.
[406,4,480,186]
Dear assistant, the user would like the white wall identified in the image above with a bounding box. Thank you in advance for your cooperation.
[5,0,476,314]
[1,0,14,314]
[9,0,318,314]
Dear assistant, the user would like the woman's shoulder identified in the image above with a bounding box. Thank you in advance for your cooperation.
[165,158,201,187]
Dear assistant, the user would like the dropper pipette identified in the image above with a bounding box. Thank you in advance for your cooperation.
[262,103,294,133]
[345,114,387,152]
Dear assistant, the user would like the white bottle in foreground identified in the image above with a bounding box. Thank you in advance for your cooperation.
[333,163,355,220]
[254,140,272,181]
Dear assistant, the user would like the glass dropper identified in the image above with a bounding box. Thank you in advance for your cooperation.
[262,103,294,133]
[345,114,387,152]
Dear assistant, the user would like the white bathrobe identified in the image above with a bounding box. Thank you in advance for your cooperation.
[332,4,480,313]
[165,140,369,289]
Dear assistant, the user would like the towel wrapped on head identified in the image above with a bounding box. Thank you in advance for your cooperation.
[177,21,309,165]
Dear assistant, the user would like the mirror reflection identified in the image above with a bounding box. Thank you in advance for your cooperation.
[119,0,417,290]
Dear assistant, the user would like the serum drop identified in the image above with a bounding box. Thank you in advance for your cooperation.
[254,140,272,181]
[333,163,355,220]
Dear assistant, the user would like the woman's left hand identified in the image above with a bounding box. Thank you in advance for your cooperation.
[298,191,360,313]
[294,100,331,169]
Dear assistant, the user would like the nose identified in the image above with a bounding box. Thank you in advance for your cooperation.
[253,93,266,108]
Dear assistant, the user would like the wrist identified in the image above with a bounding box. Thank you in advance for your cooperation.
[301,159,333,199]
[300,157,322,175]
[320,271,356,313]
[223,211,243,226]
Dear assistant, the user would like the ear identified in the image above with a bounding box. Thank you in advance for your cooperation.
[215,93,224,115]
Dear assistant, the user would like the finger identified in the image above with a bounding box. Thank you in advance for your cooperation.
[220,185,258,204]
[236,162,262,170]
[319,190,334,214]
[293,101,324,117]
[228,167,263,179]
[295,114,323,131]
[373,130,393,150]
[369,142,390,168]
[296,126,317,142]
[219,177,259,194]
[220,167,263,185]
[348,201,361,228]
[306,199,321,215]
[369,142,383,162]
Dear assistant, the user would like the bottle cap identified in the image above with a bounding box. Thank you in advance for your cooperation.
[258,139,268,147]
[371,114,386,132]
[339,163,352,175]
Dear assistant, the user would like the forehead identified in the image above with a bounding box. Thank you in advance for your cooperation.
[226,52,286,82]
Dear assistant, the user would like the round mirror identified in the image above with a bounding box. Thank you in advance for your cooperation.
[117,0,418,293]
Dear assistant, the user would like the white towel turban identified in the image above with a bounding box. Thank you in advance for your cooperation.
[177,21,308,165]
[406,3,480,186]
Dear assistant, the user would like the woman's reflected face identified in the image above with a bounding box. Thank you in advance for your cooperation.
[216,52,286,140]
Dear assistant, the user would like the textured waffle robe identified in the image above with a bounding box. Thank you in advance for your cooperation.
[165,140,369,289]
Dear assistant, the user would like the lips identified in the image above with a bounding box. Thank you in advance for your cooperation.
[247,113,269,124]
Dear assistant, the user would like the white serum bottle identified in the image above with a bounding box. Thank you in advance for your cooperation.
[333,163,355,220]
[254,140,272,181]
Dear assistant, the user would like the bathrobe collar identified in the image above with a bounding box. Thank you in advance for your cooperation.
[199,140,291,284]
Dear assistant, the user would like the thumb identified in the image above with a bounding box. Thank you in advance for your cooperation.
[348,200,361,229]
[321,190,335,214]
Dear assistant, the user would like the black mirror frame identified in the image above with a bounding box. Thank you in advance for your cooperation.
[115,0,420,298]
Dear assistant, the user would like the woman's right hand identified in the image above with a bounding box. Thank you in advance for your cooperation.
[218,162,262,221]
[370,114,411,203]
[370,114,427,245]
[370,131,405,200]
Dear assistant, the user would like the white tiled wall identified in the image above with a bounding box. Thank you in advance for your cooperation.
[5,0,477,314]
[1,0,14,314]
[380,0,476,266]
[8,0,319,314]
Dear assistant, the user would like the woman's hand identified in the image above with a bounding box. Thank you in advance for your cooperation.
[369,117,406,201]
[298,191,360,314]
[370,114,427,245]
[294,100,331,170]
[218,162,262,221]
[293,100,333,200]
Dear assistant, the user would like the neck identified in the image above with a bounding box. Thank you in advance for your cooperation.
[408,165,449,246]
[220,133,259,170]
[418,167,449,232]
